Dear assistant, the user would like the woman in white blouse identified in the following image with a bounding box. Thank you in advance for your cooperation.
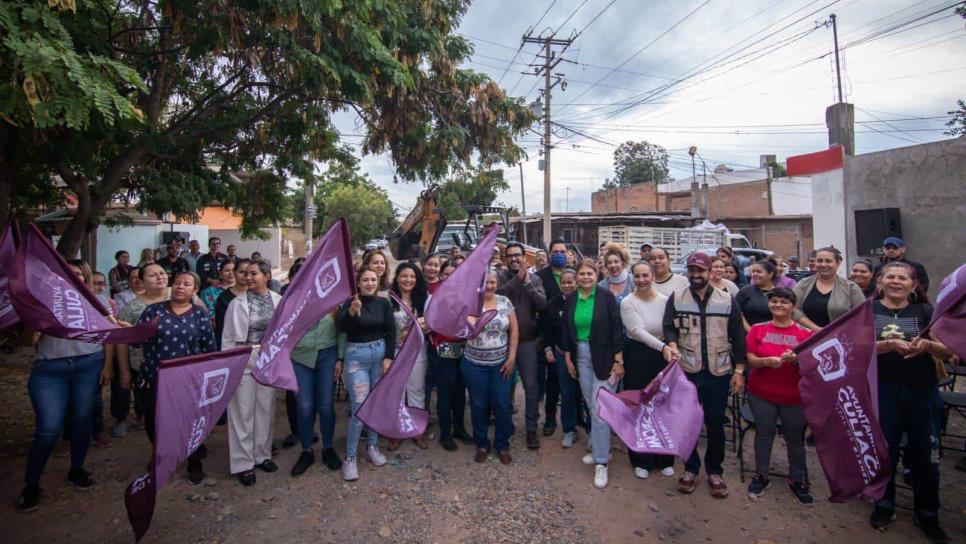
[619,261,678,480]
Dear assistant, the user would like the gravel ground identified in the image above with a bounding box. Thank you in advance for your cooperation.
[1,347,964,543]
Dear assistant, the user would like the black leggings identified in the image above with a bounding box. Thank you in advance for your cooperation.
[622,340,673,471]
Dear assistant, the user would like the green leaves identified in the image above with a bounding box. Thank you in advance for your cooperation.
[613,141,670,186]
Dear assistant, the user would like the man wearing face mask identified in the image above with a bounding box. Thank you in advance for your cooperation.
[499,242,548,449]
[662,252,747,499]
[536,241,569,435]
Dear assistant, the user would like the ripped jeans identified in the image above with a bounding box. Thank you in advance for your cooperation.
[343,339,385,459]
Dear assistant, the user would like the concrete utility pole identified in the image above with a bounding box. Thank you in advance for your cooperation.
[688,146,700,218]
[304,176,315,255]
[518,162,528,244]
[830,14,844,104]
[522,30,574,247]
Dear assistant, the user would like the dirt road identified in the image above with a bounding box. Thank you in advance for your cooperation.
[1,349,963,543]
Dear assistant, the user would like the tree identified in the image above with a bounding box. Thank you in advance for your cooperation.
[436,168,509,221]
[766,160,787,177]
[290,154,374,238]
[322,183,397,248]
[1,1,534,257]
[945,100,966,137]
[612,141,669,186]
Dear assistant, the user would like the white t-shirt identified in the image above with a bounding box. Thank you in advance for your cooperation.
[620,292,669,352]
[652,274,689,298]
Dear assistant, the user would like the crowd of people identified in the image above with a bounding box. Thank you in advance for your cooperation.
[14,232,959,543]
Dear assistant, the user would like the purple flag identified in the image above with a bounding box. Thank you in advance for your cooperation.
[253,218,355,391]
[9,224,158,344]
[923,263,966,360]
[356,294,428,439]
[794,299,891,502]
[597,362,703,460]
[125,347,251,541]
[424,223,499,339]
[0,223,20,330]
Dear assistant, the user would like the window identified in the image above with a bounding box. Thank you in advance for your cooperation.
[561,228,575,243]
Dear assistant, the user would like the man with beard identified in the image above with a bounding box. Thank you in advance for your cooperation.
[662,252,746,499]
[498,242,547,449]
[873,237,929,292]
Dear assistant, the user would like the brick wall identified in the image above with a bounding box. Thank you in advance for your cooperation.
[592,179,772,217]
[725,217,813,260]
[591,183,659,213]
[707,180,771,218]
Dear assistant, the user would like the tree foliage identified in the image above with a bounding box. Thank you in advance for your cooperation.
[436,168,509,221]
[322,183,397,248]
[1,0,535,257]
[612,141,669,186]
[945,99,966,137]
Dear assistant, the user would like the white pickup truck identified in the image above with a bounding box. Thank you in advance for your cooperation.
[598,225,756,262]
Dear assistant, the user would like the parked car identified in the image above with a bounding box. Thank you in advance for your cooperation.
[671,247,773,275]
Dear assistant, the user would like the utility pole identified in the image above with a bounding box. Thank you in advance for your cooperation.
[829,14,844,104]
[518,162,528,244]
[688,146,700,218]
[565,187,570,212]
[304,175,316,255]
[523,30,574,247]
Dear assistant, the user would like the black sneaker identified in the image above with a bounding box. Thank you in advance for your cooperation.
[915,515,948,544]
[256,459,279,473]
[187,458,205,485]
[291,450,315,477]
[542,422,557,436]
[453,427,473,444]
[237,470,256,486]
[788,480,814,505]
[747,474,770,497]
[321,447,343,471]
[281,433,298,449]
[870,505,895,531]
[526,431,540,449]
[67,468,94,491]
[440,436,458,451]
[18,486,40,513]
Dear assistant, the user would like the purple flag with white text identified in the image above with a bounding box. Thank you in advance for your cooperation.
[923,263,966,360]
[0,223,20,330]
[597,362,703,460]
[794,299,891,502]
[9,224,158,343]
[252,218,355,391]
[356,294,428,439]
[424,223,499,339]
[125,347,251,541]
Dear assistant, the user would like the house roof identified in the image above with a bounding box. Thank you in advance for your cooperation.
[510,211,691,225]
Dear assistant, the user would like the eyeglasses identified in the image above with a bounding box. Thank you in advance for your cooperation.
[506,253,524,259]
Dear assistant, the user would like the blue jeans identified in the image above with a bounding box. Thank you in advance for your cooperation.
[343,339,385,458]
[875,380,941,516]
[576,342,616,464]
[554,348,578,433]
[25,351,104,487]
[684,368,730,476]
[293,346,339,451]
[461,358,513,452]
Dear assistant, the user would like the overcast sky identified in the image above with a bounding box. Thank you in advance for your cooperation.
[333,0,965,216]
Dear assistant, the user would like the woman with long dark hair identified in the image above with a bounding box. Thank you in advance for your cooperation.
[541,268,581,449]
[338,268,395,481]
[387,262,430,450]
[869,262,951,542]
[223,260,282,486]
[362,249,392,293]
[214,258,250,350]
[793,247,864,328]
[850,258,876,298]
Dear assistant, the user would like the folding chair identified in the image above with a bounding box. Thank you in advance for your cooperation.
[939,391,966,455]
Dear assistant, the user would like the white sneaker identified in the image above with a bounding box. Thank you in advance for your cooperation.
[634,467,650,480]
[661,466,676,477]
[561,431,577,449]
[594,464,609,489]
[583,453,612,465]
[366,445,387,466]
[342,456,359,481]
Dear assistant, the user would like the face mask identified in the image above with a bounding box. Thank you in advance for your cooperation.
[550,253,567,268]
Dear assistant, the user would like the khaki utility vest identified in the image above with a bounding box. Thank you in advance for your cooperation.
[672,288,734,376]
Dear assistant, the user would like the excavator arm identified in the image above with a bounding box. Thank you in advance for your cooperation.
[388,185,446,261]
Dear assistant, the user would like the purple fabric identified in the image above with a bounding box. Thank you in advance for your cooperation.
[775,275,797,289]
[125,347,251,541]
[252,218,355,391]
[424,223,499,339]
[10,224,158,344]
[596,362,703,460]
[356,294,428,439]
[924,263,966,360]
[793,299,891,502]
[0,223,20,330]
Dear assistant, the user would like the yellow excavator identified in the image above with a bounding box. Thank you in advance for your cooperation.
[388,185,546,264]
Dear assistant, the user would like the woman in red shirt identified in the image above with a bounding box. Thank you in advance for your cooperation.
[744,287,813,504]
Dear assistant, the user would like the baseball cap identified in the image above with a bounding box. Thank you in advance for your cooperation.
[686,252,711,270]
[640,243,653,250]
[882,237,905,248]
[787,256,799,263]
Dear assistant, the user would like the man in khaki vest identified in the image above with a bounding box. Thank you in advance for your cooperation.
[662,252,746,499]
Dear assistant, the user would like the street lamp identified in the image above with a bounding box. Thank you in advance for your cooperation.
[688,146,699,218]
